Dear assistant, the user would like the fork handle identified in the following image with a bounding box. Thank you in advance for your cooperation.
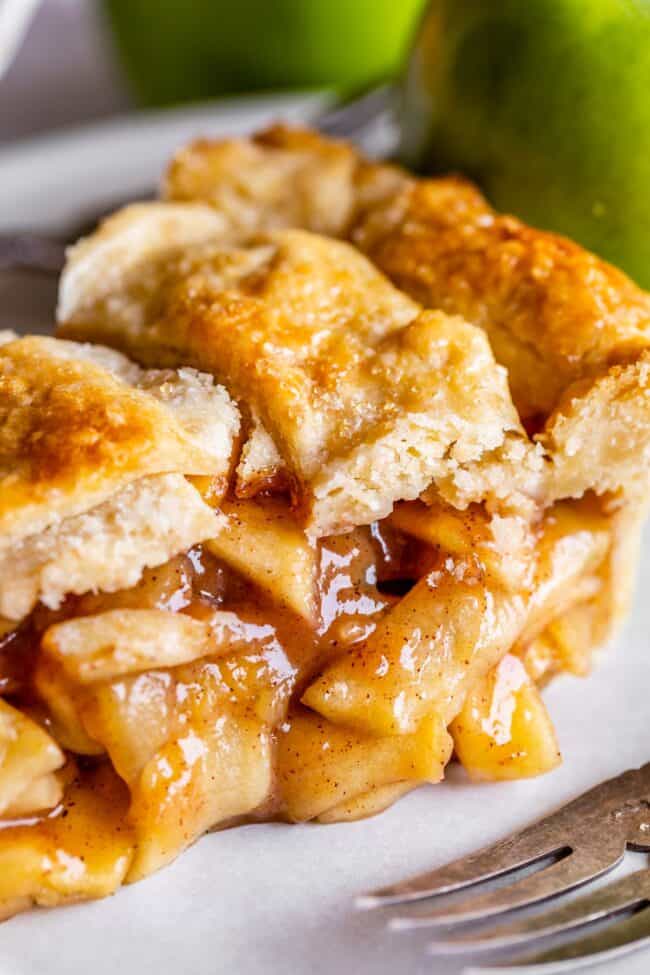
[317,83,399,158]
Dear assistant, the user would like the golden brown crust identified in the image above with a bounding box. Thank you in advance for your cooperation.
[163,125,360,238]
[543,353,650,501]
[57,202,236,336]
[0,474,222,621]
[206,127,650,424]
[58,217,536,534]
[353,178,650,421]
[0,336,238,544]
[162,125,650,505]
[164,123,409,242]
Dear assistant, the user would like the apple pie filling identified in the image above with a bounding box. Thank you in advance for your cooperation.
[0,487,616,918]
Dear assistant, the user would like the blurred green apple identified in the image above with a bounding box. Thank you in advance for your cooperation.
[399,0,650,287]
[105,0,427,103]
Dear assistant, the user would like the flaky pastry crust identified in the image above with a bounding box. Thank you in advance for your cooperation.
[0,335,238,545]
[0,474,223,621]
[58,218,537,534]
[159,125,650,503]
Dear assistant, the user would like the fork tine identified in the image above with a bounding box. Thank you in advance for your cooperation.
[355,823,570,909]
[357,764,650,910]
[424,867,650,953]
[495,903,650,972]
[388,847,625,928]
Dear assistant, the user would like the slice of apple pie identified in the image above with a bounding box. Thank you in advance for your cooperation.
[0,126,648,922]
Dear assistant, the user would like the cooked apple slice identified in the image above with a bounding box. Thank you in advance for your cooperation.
[522,597,603,681]
[33,657,104,756]
[316,782,418,824]
[0,763,134,920]
[42,607,250,683]
[72,646,285,881]
[278,706,452,822]
[79,671,176,786]
[1,773,63,819]
[302,498,611,738]
[78,667,275,884]
[451,654,561,781]
[206,497,317,621]
[521,498,610,643]
[83,631,291,777]
[126,704,272,882]
[0,699,65,816]
[303,566,527,736]
[390,499,534,590]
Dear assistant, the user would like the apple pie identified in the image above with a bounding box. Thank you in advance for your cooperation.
[0,126,648,921]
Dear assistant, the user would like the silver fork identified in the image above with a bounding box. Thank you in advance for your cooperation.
[357,763,650,970]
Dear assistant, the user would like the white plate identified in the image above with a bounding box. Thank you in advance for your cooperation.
[0,94,649,975]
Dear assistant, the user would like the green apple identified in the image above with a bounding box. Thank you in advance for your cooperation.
[399,0,650,287]
[105,0,427,104]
